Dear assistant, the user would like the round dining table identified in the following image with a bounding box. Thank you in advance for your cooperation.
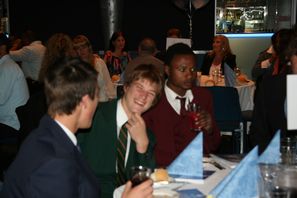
[199,75,255,111]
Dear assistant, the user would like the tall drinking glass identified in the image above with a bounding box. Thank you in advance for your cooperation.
[130,166,152,187]
[271,165,297,198]
[280,137,297,165]
[212,69,219,85]
[187,102,201,132]
[258,163,279,198]
[234,67,241,77]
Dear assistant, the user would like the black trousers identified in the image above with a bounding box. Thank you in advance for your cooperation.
[0,123,19,139]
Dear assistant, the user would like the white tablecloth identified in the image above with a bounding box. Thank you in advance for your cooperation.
[113,162,232,198]
[199,75,255,111]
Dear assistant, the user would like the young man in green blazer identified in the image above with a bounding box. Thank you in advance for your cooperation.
[78,64,164,198]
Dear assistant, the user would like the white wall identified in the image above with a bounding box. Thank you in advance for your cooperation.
[228,36,271,79]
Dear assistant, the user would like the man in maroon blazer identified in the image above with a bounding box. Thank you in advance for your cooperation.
[143,43,221,167]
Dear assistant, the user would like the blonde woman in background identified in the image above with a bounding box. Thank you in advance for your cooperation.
[201,35,237,75]
[73,35,116,102]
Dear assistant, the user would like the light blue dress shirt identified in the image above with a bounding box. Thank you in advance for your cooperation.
[0,54,29,130]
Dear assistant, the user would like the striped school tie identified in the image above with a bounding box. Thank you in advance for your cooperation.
[116,123,128,186]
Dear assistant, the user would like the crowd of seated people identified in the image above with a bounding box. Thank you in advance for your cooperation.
[1,25,297,197]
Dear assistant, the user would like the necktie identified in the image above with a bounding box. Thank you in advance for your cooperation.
[116,123,128,186]
[176,97,187,116]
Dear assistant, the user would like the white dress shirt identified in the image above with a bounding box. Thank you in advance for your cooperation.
[164,81,194,115]
[0,54,29,130]
[94,56,116,101]
[55,120,77,146]
[9,41,46,81]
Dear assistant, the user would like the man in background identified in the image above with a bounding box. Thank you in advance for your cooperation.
[9,30,46,83]
[0,33,29,140]
[0,33,29,181]
[124,37,164,81]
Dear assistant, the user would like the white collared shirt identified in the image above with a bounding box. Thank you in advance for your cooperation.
[164,81,194,115]
[116,99,131,167]
[55,120,77,146]
[9,41,46,81]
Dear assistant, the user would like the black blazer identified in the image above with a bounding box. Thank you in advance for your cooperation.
[1,115,100,198]
[200,53,236,75]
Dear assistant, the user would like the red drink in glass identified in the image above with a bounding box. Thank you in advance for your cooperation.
[187,102,201,131]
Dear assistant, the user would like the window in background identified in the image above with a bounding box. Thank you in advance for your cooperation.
[216,0,296,34]
[0,0,9,34]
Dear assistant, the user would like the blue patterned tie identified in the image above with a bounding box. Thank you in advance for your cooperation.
[116,123,128,186]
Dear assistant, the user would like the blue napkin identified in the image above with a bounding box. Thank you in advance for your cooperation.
[224,63,236,87]
[167,133,203,179]
[177,189,205,198]
[210,147,259,198]
[258,130,281,164]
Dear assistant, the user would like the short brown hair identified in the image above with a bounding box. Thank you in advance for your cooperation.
[124,64,164,105]
[44,58,98,116]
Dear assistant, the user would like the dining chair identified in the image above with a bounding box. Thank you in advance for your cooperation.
[206,86,243,154]
[241,110,253,153]
[116,84,124,98]
[16,90,47,146]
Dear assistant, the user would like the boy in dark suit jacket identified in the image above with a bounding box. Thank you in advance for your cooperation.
[1,58,153,198]
[78,64,164,198]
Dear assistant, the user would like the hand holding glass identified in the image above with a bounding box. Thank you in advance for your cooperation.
[130,166,152,187]
[187,102,202,131]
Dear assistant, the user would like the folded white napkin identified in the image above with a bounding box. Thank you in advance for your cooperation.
[167,133,203,179]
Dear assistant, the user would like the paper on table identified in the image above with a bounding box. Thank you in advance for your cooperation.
[287,75,297,130]
[166,38,191,50]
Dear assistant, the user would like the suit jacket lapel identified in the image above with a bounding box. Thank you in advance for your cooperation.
[40,115,76,154]
[42,115,100,190]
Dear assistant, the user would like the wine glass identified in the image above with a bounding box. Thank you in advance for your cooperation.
[212,69,219,85]
[271,165,297,198]
[258,163,279,198]
[196,71,202,86]
[280,137,297,165]
[234,67,241,77]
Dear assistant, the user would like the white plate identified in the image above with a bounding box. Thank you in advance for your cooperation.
[153,189,179,198]
[153,181,185,190]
